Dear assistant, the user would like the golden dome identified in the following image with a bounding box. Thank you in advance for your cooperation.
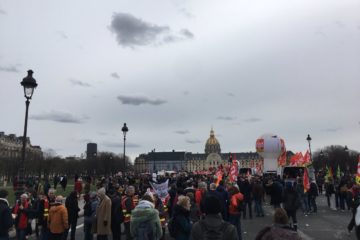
[205,128,221,154]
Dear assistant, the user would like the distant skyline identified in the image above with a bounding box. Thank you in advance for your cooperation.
[0,0,359,161]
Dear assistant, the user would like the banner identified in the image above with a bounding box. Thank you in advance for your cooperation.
[150,179,169,201]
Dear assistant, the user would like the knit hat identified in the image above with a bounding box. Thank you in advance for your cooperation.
[203,195,221,215]
[0,189,8,198]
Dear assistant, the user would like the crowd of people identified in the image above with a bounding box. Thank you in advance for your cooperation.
[0,171,360,240]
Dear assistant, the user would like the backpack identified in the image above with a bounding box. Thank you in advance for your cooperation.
[199,220,230,240]
[168,216,178,238]
[136,221,154,240]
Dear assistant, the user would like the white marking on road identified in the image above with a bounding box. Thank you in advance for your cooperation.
[69,224,84,232]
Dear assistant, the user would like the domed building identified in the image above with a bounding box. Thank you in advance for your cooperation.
[205,128,221,155]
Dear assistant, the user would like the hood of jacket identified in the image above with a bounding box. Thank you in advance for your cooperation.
[202,214,226,229]
[131,206,159,223]
[0,198,9,206]
[173,204,190,217]
[136,200,154,209]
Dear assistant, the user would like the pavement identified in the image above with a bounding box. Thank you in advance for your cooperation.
[9,194,358,240]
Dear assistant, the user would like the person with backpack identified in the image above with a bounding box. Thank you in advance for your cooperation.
[190,195,238,240]
[130,192,162,240]
[171,195,192,240]
[228,185,244,240]
[0,189,13,240]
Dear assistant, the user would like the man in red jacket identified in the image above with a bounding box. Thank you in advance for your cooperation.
[13,193,31,240]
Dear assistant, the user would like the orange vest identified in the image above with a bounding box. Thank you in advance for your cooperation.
[121,195,139,223]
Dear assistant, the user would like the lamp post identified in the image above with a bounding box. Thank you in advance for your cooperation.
[306,134,315,180]
[319,150,324,170]
[344,145,349,174]
[121,123,128,171]
[17,70,38,199]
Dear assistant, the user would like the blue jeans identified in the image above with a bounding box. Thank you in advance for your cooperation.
[0,236,10,240]
[301,196,310,213]
[229,214,242,240]
[254,199,264,216]
[40,226,50,240]
[309,196,317,212]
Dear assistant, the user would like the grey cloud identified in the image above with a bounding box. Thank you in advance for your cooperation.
[174,130,189,135]
[178,7,194,18]
[0,9,6,15]
[243,118,262,123]
[186,139,201,144]
[180,29,194,39]
[109,12,194,47]
[30,111,88,124]
[217,116,236,121]
[227,93,235,97]
[0,65,20,72]
[69,79,91,87]
[183,91,189,96]
[109,12,170,47]
[322,127,342,133]
[117,95,167,106]
[57,31,68,39]
[111,72,120,79]
[102,141,141,148]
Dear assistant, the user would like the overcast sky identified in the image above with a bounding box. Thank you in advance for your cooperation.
[0,0,359,161]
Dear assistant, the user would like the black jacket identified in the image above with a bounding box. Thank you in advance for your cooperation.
[0,198,13,237]
[65,192,80,224]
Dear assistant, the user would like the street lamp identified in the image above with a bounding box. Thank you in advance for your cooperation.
[306,134,312,158]
[319,150,324,170]
[344,145,349,173]
[17,70,38,199]
[121,123,128,171]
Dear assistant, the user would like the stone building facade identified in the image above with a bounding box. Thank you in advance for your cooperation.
[134,128,263,173]
[0,131,42,161]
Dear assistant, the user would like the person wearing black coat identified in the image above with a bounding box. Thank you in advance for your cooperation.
[173,196,192,240]
[283,182,299,231]
[308,181,318,213]
[64,191,80,240]
[0,189,13,240]
[110,190,123,240]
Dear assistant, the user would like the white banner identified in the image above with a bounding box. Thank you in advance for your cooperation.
[150,179,169,201]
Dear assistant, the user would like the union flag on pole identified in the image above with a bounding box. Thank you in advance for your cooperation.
[303,168,310,193]
[302,150,311,166]
[229,160,238,183]
[356,156,360,185]
[290,152,304,166]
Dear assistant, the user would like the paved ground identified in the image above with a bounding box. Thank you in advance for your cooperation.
[12,194,358,240]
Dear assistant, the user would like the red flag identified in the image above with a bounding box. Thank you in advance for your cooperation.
[303,168,310,193]
[215,169,223,186]
[290,152,304,166]
[302,150,311,166]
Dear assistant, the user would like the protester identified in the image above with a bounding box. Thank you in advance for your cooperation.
[130,192,162,240]
[64,191,80,240]
[228,185,244,240]
[308,179,318,213]
[283,182,299,231]
[110,189,123,240]
[190,195,238,240]
[13,193,32,240]
[252,179,265,217]
[153,193,167,239]
[0,189,13,240]
[84,192,98,240]
[255,208,301,240]
[173,195,192,240]
[122,186,139,240]
[48,195,69,240]
[95,188,112,240]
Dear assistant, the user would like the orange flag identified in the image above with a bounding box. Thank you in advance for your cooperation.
[356,156,360,185]
[303,168,310,193]
[290,152,303,166]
